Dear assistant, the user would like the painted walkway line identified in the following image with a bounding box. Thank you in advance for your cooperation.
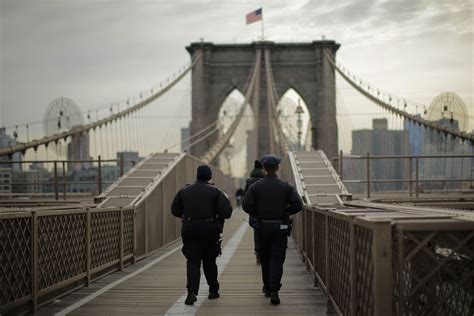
[55,244,182,316]
[164,222,249,315]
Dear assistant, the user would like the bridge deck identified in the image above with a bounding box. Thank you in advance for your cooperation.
[39,211,327,315]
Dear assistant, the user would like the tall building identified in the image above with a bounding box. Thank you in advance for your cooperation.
[351,118,407,191]
[67,126,91,172]
[25,168,51,194]
[404,115,426,180]
[116,151,142,173]
[420,118,469,190]
[404,115,425,156]
[0,168,12,194]
[0,128,23,171]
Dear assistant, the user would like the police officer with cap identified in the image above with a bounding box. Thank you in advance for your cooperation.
[172,165,233,305]
[242,154,303,305]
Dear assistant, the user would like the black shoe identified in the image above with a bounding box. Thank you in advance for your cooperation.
[270,292,280,305]
[208,292,220,299]
[185,292,197,305]
[256,255,261,265]
[263,286,270,297]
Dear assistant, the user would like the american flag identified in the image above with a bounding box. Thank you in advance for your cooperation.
[246,8,262,24]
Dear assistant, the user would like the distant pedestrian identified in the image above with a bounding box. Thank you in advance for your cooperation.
[244,159,265,264]
[171,165,233,305]
[235,187,244,207]
[242,154,303,305]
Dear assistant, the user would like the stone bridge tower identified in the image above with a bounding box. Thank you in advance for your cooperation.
[186,40,340,162]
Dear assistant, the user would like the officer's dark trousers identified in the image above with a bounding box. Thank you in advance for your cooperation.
[181,221,220,295]
[253,228,260,255]
[257,223,288,293]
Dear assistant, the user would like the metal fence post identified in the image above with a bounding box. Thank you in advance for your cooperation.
[408,157,412,197]
[86,208,91,286]
[97,155,102,195]
[31,211,38,312]
[119,208,124,271]
[132,207,137,264]
[415,157,419,197]
[62,161,66,200]
[325,212,329,289]
[367,153,371,198]
[302,208,306,263]
[397,227,405,315]
[120,153,124,177]
[312,211,316,287]
[146,192,150,255]
[349,219,356,316]
[372,220,393,316]
[339,150,343,179]
[53,161,59,200]
[325,213,331,311]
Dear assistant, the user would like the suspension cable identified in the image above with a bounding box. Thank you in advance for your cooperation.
[0,51,203,157]
[165,120,219,152]
[263,49,291,154]
[324,51,474,143]
[183,127,220,152]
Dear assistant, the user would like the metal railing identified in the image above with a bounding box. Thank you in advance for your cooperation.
[0,206,134,313]
[292,206,474,316]
[333,152,474,198]
[282,150,474,315]
[0,156,137,200]
[0,153,234,314]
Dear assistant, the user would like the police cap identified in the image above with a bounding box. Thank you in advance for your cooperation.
[260,154,282,166]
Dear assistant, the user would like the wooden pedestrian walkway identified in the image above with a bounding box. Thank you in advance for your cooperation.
[38,211,328,315]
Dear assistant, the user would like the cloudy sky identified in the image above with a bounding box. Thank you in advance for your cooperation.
[0,0,473,154]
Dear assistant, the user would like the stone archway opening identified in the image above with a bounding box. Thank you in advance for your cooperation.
[277,88,311,151]
[217,89,255,177]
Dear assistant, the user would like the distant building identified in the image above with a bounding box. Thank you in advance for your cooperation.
[116,151,141,174]
[69,168,100,194]
[0,127,23,171]
[404,115,426,180]
[0,168,12,194]
[181,127,190,152]
[25,168,51,194]
[420,117,469,191]
[404,115,425,157]
[101,165,121,193]
[11,171,27,194]
[67,126,91,172]
[350,118,407,191]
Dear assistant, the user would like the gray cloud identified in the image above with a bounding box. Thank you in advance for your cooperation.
[1,0,472,138]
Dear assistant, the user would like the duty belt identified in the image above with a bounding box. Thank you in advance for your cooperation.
[184,217,215,222]
[261,219,284,224]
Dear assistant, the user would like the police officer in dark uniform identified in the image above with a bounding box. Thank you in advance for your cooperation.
[242,154,303,305]
[171,165,233,305]
[244,160,265,264]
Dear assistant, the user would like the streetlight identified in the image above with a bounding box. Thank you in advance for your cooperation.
[295,99,304,151]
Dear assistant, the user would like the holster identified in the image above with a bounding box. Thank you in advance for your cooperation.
[284,216,294,237]
[216,219,224,256]
[248,216,261,229]
[217,235,223,256]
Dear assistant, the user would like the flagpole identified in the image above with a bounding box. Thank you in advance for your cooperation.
[261,8,264,41]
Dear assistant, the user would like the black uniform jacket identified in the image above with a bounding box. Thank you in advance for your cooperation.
[242,174,303,219]
[244,177,261,195]
[171,180,233,220]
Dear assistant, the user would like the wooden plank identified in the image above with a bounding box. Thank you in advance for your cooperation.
[197,216,327,315]
[37,211,327,315]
